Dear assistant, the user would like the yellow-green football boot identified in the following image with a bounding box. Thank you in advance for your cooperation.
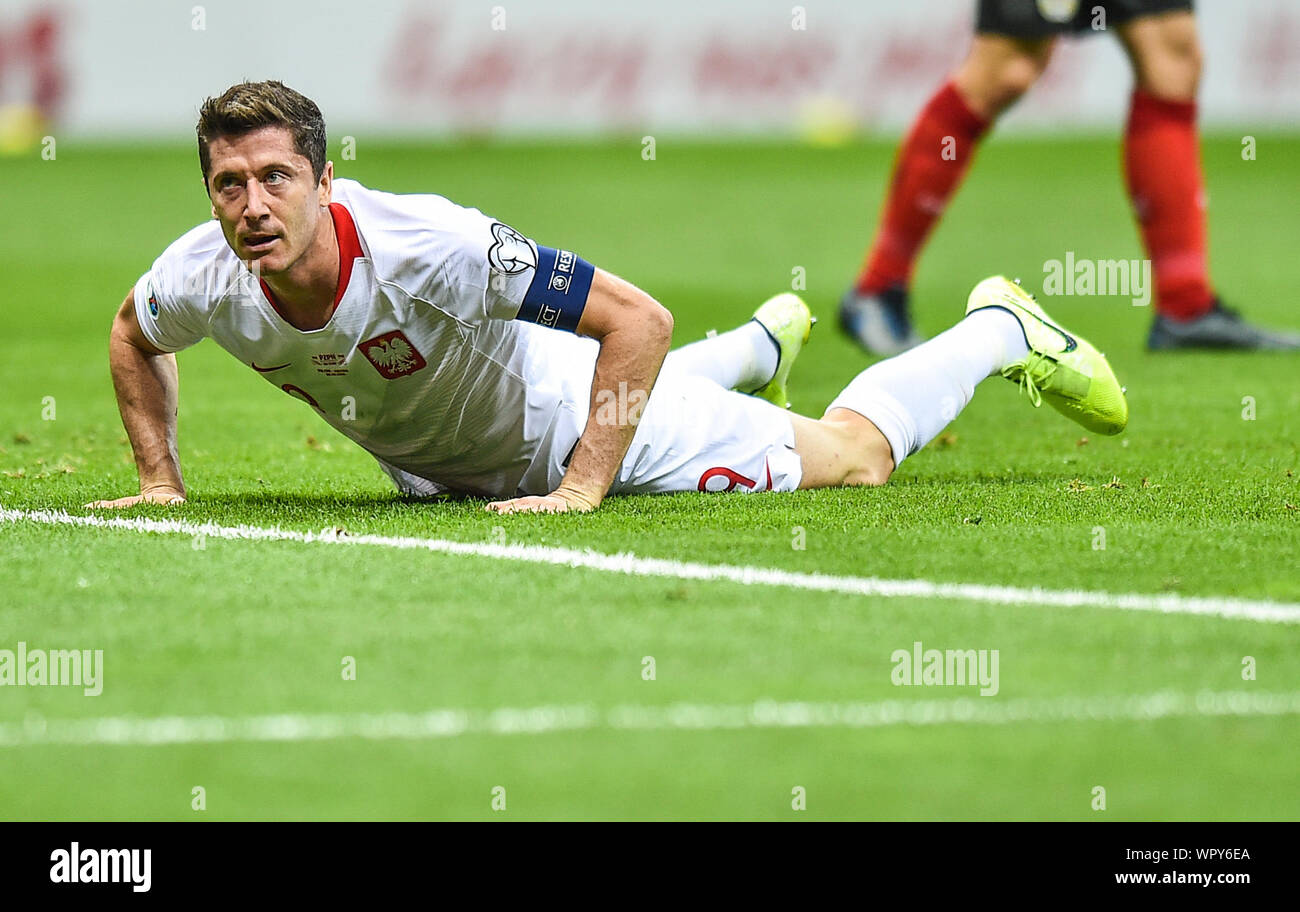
[967,276,1129,435]
[750,292,814,409]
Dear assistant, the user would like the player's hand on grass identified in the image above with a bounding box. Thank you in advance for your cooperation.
[85,486,186,509]
[485,485,600,515]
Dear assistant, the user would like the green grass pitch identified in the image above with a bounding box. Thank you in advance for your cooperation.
[0,135,1296,820]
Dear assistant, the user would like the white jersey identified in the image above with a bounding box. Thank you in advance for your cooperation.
[135,178,599,497]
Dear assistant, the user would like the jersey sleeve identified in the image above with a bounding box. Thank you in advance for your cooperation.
[435,204,594,333]
[133,253,210,353]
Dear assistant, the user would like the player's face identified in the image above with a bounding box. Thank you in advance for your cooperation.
[205,126,330,276]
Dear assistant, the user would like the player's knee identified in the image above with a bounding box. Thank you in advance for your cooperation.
[1133,21,1202,99]
[957,51,1047,119]
[843,454,892,488]
[957,35,1055,116]
[841,427,894,488]
[992,54,1048,109]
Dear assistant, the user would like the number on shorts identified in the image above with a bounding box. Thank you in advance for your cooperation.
[698,466,756,493]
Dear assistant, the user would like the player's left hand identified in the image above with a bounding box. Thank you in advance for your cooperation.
[485,487,600,515]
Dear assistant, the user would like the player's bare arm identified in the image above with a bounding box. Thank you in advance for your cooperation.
[86,287,186,508]
[486,269,673,515]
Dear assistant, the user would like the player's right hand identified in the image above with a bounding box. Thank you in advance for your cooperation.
[85,487,186,509]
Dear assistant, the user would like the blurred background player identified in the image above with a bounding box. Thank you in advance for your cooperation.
[840,0,1300,355]
[0,10,62,156]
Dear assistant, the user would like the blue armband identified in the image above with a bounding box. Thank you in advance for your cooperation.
[516,246,594,333]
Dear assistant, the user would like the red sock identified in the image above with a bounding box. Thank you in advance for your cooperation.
[1123,89,1214,321]
[856,81,989,295]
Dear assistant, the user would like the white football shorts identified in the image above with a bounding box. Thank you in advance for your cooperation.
[534,369,804,497]
[377,370,803,499]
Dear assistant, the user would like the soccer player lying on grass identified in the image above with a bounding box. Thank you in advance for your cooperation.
[89,80,1128,516]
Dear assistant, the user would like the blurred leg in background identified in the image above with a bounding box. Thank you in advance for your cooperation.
[840,26,1056,356]
[843,0,1299,354]
[1120,10,1300,349]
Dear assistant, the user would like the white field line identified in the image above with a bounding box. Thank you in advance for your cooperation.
[3,506,1299,624]
[2,691,1297,749]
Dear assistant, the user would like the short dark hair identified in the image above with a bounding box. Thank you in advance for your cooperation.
[196,80,327,186]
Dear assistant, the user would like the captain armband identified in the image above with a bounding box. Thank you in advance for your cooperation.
[514,246,595,333]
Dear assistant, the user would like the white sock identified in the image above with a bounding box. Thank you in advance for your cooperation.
[662,320,779,392]
[827,308,1029,468]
